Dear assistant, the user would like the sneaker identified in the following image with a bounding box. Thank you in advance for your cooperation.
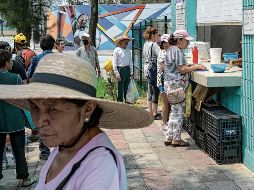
[162,124,168,131]
[21,176,38,187]
[39,153,49,160]
[2,161,9,170]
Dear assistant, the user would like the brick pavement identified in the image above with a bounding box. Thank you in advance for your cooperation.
[1,121,254,190]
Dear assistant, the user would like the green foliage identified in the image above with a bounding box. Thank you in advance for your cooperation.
[104,73,117,101]
[0,0,53,42]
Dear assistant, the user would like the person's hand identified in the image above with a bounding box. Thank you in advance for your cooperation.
[116,74,121,81]
[195,64,206,70]
[229,60,234,68]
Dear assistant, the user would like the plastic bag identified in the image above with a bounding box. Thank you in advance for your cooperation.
[184,83,192,118]
[126,79,139,103]
[96,77,106,98]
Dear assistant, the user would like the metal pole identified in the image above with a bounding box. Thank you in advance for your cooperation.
[164,16,168,34]
[139,22,143,88]
[131,23,135,78]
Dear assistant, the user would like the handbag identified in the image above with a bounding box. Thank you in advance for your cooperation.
[167,87,186,105]
[147,43,157,86]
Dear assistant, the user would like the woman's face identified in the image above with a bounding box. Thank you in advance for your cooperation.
[29,99,96,147]
[56,41,65,53]
[177,38,189,49]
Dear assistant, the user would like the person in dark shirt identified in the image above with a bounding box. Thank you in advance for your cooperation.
[0,41,27,82]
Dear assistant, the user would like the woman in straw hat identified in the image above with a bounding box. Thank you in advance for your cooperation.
[0,53,153,189]
[113,35,133,102]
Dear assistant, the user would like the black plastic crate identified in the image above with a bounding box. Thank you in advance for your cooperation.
[206,134,242,164]
[194,127,206,152]
[201,107,242,142]
[183,117,194,137]
[191,105,201,127]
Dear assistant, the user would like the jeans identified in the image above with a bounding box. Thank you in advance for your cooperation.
[0,130,29,179]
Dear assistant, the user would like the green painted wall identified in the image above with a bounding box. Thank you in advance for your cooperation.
[185,0,197,40]
[242,0,254,171]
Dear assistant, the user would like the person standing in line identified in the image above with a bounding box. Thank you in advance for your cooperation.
[76,32,101,77]
[27,34,56,160]
[27,35,55,79]
[157,34,171,130]
[0,49,37,187]
[142,26,160,120]
[112,35,133,102]
[164,30,205,146]
[55,38,65,53]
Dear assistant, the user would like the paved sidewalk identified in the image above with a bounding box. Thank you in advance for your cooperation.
[1,121,254,190]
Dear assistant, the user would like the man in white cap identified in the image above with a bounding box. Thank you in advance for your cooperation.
[76,32,101,76]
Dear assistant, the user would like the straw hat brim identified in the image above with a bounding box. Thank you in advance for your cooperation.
[0,83,154,129]
[115,37,132,46]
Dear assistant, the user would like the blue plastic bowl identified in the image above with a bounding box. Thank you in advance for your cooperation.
[223,53,238,62]
[211,64,227,73]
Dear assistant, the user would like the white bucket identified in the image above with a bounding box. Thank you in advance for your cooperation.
[210,48,222,63]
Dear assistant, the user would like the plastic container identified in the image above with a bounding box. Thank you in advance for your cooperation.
[223,53,238,62]
[211,63,227,73]
[192,46,199,64]
[201,106,242,142]
[206,134,242,164]
[210,48,222,63]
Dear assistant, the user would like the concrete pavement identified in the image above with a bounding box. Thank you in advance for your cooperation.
[1,120,254,190]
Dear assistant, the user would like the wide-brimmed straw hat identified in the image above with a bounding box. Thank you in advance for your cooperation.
[0,54,153,129]
[115,35,131,46]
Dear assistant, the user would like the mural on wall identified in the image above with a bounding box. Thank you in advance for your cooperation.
[47,3,171,50]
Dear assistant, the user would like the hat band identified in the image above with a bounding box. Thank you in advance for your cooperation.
[32,73,96,97]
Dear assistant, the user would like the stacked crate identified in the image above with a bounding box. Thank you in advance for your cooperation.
[201,107,242,164]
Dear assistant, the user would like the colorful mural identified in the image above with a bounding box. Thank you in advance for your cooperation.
[48,3,171,50]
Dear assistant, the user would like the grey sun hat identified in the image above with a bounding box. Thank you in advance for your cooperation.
[0,53,154,129]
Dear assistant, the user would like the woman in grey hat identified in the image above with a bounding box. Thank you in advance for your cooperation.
[0,53,153,189]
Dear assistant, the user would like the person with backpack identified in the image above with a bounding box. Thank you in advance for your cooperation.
[14,33,36,76]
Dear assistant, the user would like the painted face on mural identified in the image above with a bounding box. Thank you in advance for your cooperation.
[78,14,88,27]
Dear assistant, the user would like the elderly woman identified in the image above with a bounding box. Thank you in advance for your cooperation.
[0,49,37,187]
[164,30,205,146]
[0,53,153,189]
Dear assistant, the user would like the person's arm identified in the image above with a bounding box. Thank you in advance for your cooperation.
[174,48,205,74]
[112,49,120,81]
[14,58,28,83]
[95,50,101,76]
[230,58,242,67]
[27,57,37,79]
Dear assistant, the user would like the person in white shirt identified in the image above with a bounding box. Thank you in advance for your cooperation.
[113,35,133,102]
[76,32,101,76]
